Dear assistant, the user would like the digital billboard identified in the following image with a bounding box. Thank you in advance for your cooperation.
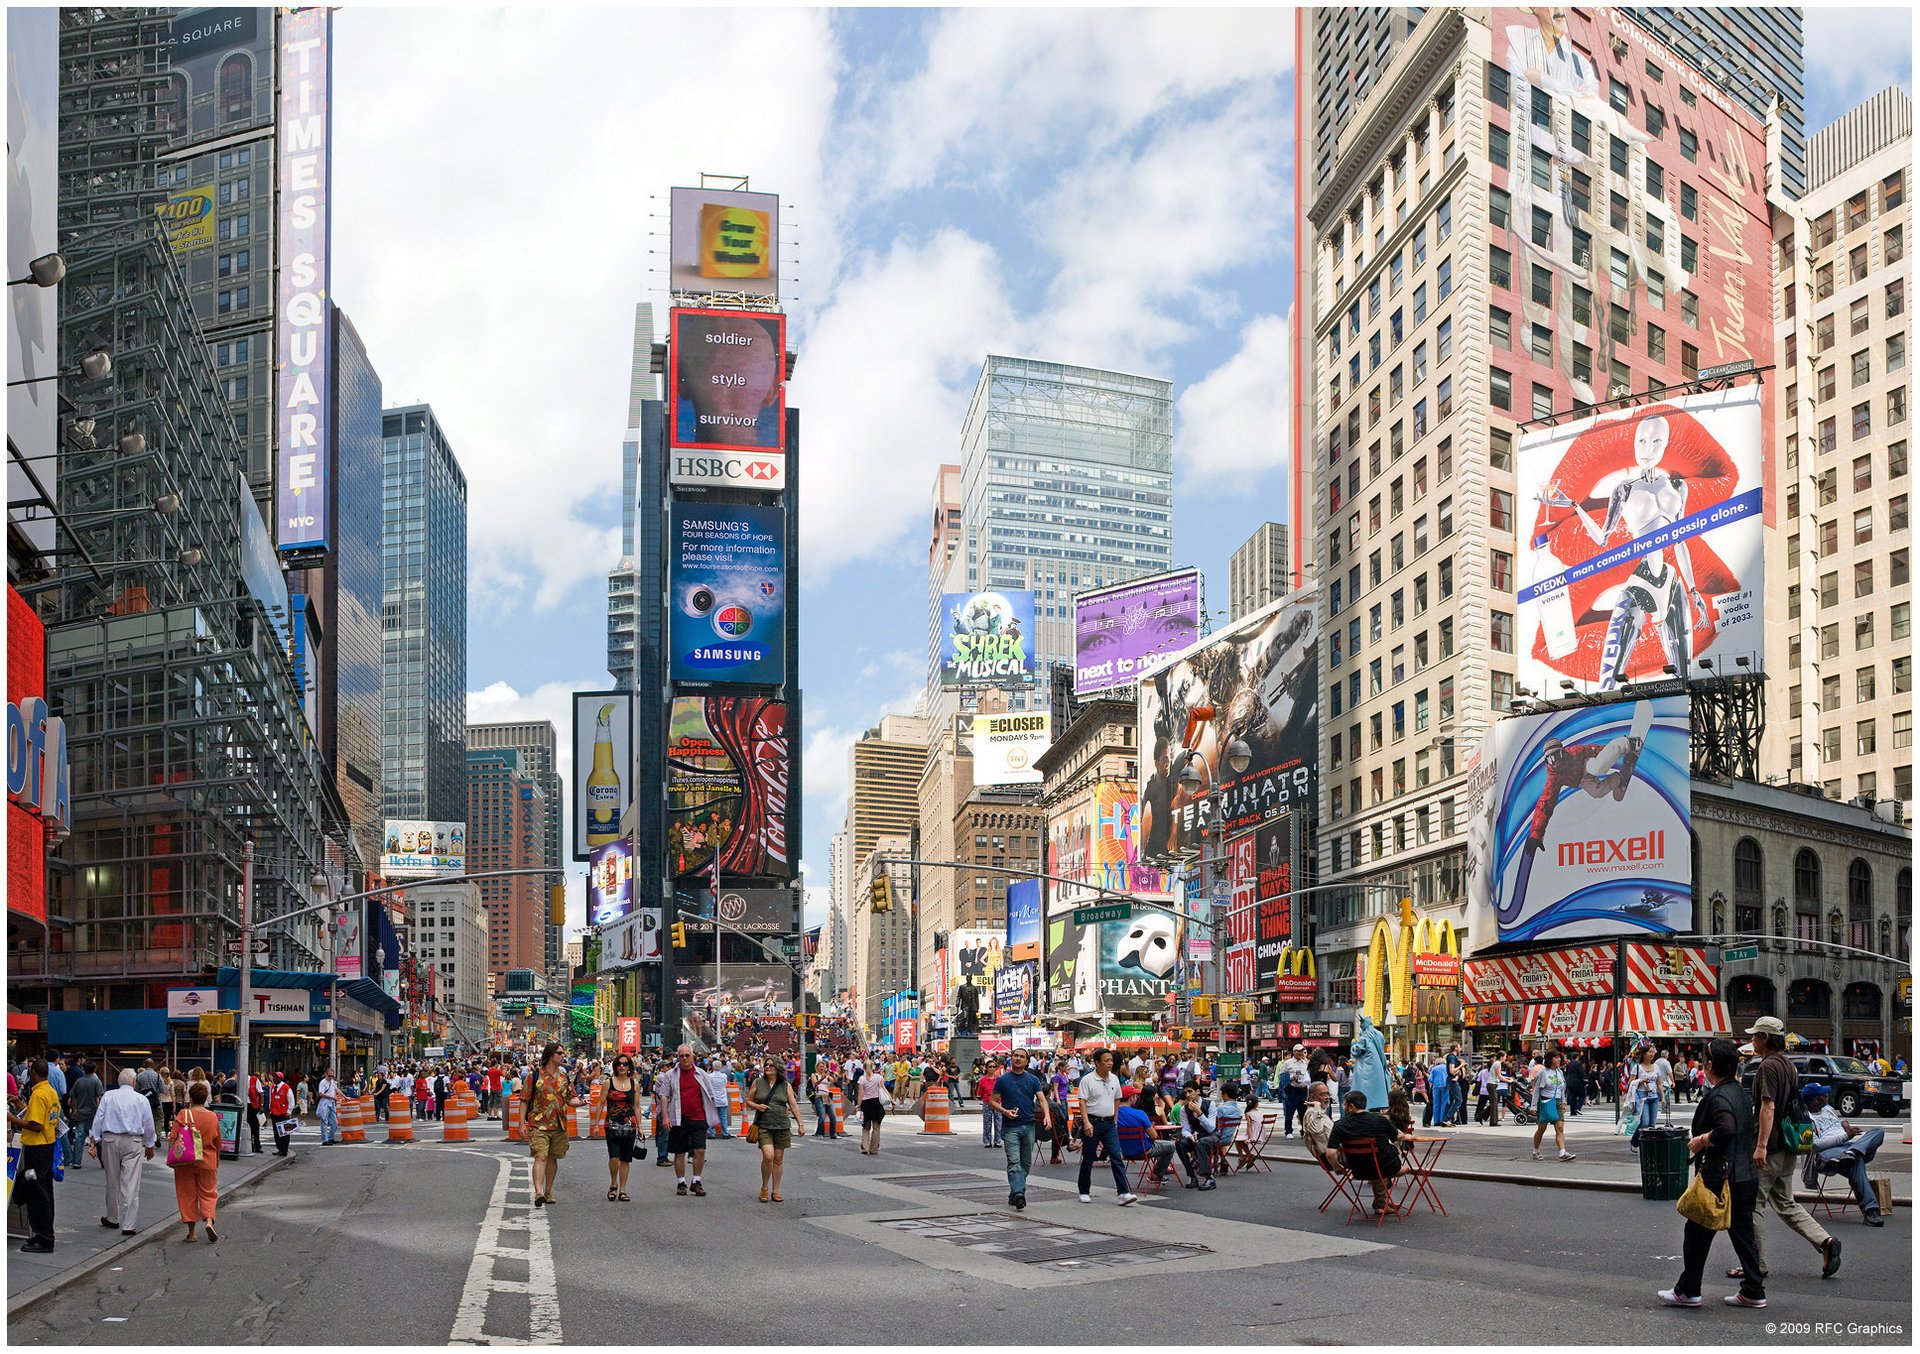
[669,502,786,686]
[1223,830,1258,994]
[668,308,786,454]
[1073,569,1203,696]
[995,960,1038,1026]
[667,696,790,879]
[675,966,793,1016]
[571,691,633,861]
[598,908,663,971]
[972,711,1049,786]
[1517,387,1763,689]
[668,186,779,301]
[940,591,1036,687]
[588,835,634,925]
[1252,811,1296,990]
[1005,878,1042,963]
[1137,584,1319,858]
[379,820,466,879]
[1466,695,1691,943]
[274,6,332,557]
[1046,783,1173,899]
[7,7,58,561]
[678,885,792,936]
[1489,6,1774,510]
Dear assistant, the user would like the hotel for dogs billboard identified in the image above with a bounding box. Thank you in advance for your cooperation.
[1136,585,1319,859]
[1466,694,1691,944]
[1517,387,1764,691]
[1072,569,1202,696]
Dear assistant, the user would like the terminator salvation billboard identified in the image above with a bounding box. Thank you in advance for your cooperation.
[1073,569,1202,696]
[1137,585,1319,858]
[666,696,791,880]
[1488,6,1774,510]
[1466,695,1691,944]
[1517,388,1763,691]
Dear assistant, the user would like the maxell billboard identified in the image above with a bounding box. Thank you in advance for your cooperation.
[1137,585,1319,858]
[1073,569,1202,696]
[1517,387,1764,689]
[1466,695,1691,944]
[274,6,332,557]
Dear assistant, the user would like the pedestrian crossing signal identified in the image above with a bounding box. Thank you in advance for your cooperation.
[869,875,892,913]
[671,922,688,948]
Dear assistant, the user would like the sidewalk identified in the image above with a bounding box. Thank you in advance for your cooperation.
[8,1143,289,1315]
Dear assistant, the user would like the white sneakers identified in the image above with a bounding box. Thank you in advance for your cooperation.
[1559,1150,1577,1162]
[1656,1289,1702,1308]
[1117,1193,1139,1206]
[1078,1193,1092,1203]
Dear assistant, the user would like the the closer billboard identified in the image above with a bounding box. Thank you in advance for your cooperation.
[1517,387,1763,689]
[274,5,332,558]
[1073,569,1202,696]
[971,711,1049,786]
[1137,584,1319,858]
[668,186,779,301]
[668,308,786,454]
[1466,694,1691,943]
[666,696,790,879]
[669,501,787,686]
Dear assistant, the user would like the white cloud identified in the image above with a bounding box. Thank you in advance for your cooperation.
[1175,313,1292,491]
[1804,7,1914,126]
[802,722,858,839]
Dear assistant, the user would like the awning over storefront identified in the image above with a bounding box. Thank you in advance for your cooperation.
[216,967,338,992]
[338,977,403,1032]
[1522,998,1617,1041]
[45,1008,169,1048]
[1619,996,1732,1039]
[7,1012,42,1033]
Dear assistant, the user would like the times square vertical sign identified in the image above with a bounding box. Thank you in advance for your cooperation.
[275,8,333,557]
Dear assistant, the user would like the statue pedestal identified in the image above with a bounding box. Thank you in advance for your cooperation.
[948,1034,982,1073]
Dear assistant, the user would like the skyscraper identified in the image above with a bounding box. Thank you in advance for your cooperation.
[467,720,566,982]
[382,404,469,822]
[931,357,1173,725]
[1229,522,1291,620]
[608,303,661,690]
[467,748,549,985]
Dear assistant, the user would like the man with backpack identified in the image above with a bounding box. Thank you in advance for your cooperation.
[1745,1017,1840,1281]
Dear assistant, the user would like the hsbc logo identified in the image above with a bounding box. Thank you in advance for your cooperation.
[671,452,786,490]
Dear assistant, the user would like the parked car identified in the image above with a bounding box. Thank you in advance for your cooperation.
[1742,1052,1904,1118]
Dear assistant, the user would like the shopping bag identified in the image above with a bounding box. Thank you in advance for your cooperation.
[1621,1108,1640,1137]
[1871,1176,1894,1214]
[50,1134,64,1182]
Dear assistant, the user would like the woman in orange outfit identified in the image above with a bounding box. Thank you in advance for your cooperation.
[171,1080,224,1242]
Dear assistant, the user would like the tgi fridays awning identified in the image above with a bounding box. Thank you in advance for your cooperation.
[1619,996,1732,1039]
[1523,998,1617,1041]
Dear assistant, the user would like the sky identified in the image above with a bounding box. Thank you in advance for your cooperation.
[325,4,1912,940]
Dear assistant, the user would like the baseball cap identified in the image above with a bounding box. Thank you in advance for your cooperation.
[1800,1082,1832,1101]
[1737,1042,1755,1056]
[1744,1016,1786,1036]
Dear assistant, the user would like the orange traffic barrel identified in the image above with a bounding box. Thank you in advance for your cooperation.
[506,1092,525,1142]
[339,1094,364,1144]
[830,1085,845,1134]
[918,1084,954,1135]
[387,1092,413,1143]
[441,1089,470,1143]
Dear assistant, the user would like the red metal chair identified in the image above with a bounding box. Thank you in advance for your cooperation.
[1232,1111,1276,1174]
[1336,1139,1397,1227]
[1119,1122,1181,1194]
[1314,1143,1364,1214]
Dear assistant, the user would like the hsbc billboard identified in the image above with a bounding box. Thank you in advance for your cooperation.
[670,449,786,491]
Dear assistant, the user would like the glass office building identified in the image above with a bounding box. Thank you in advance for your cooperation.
[382,404,469,822]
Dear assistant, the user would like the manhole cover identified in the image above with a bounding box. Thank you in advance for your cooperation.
[878,1213,1210,1267]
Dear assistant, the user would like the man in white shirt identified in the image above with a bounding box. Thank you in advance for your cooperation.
[317,1071,341,1145]
[706,1061,733,1138]
[1126,1053,1145,1077]
[1175,1046,1206,1089]
[1074,1049,1137,1206]
[1802,1083,1886,1225]
[88,1070,157,1235]
[1279,1046,1311,1137]
[1652,1051,1674,1111]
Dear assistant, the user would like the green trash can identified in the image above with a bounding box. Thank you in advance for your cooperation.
[1639,1125,1690,1200]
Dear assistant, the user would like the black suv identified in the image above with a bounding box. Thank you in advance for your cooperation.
[1741,1052,1905,1118]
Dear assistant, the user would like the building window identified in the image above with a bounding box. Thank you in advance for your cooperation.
[218,53,252,122]
[1490,368,1512,410]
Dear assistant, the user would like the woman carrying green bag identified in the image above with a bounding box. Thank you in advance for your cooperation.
[1658,1039,1766,1309]
[1528,1049,1577,1162]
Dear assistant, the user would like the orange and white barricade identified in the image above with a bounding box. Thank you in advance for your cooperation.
[590,1085,607,1139]
[506,1093,525,1142]
[338,1095,362,1143]
[386,1092,413,1143]
[728,1080,743,1120]
[441,1090,470,1143]
[830,1086,845,1135]
[918,1084,954,1135]
[1067,1090,1082,1124]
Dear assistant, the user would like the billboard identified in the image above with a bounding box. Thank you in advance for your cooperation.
[7,8,58,561]
[940,591,1036,688]
[598,908,663,971]
[165,8,274,140]
[995,960,1038,1026]
[1047,906,1184,1016]
[951,928,1005,1011]
[1466,695,1691,943]
[669,502,787,686]
[1252,811,1296,990]
[1137,584,1319,858]
[668,307,786,454]
[1046,783,1173,899]
[1073,569,1203,696]
[972,712,1049,786]
[1517,387,1763,689]
[679,884,792,936]
[1223,830,1257,993]
[274,6,332,557]
[1489,6,1774,511]
[668,186,779,300]
[667,696,790,879]
[1005,878,1042,964]
[379,820,466,879]
[572,691,633,860]
[675,965,793,1015]
[588,836,634,925]
[156,185,216,255]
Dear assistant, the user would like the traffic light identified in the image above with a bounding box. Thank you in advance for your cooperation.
[869,874,892,913]
[670,921,688,949]
[1192,996,1213,1020]
[549,884,566,927]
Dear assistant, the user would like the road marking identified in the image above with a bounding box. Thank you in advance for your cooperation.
[450,1154,561,1345]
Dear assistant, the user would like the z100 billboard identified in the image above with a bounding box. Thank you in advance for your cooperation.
[1518,388,1763,689]
[1137,585,1319,857]
[669,502,786,686]
[940,591,1035,688]
[1466,695,1691,943]
[1073,569,1202,696]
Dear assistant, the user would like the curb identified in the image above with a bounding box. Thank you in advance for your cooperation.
[7,1154,292,1320]
[1251,1149,1912,1206]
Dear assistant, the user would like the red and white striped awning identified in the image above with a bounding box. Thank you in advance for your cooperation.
[1622,943,1719,997]
[1619,997,1732,1039]
[1523,998,1618,1040]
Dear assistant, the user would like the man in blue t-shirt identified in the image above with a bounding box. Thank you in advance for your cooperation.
[986,1048,1054,1210]
[1117,1090,1176,1183]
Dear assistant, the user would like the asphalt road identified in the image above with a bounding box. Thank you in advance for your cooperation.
[12,1123,1911,1345]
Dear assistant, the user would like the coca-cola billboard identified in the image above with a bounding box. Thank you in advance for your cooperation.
[666,696,791,879]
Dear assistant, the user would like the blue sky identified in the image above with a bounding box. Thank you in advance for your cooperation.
[327,6,1910,934]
